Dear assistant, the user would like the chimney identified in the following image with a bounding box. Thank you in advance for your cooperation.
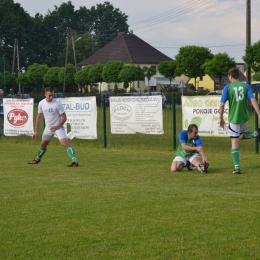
[118,32,125,36]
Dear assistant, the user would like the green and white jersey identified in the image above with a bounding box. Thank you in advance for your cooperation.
[220,82,254,124]
[176,130,202,158]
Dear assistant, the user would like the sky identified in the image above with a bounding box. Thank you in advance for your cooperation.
[14,0,260,63]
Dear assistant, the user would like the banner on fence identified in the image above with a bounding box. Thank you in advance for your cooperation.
[58,97,97,139]
[182,96,229,137]
[3,98,34,136]
[110,96,164,134]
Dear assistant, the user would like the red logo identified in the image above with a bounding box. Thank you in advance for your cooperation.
[7,109,28,126]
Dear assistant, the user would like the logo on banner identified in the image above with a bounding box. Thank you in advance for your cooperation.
[112,104,132,121]
[7,109,28,126]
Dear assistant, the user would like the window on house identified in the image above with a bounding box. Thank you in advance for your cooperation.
[200,76,203,81]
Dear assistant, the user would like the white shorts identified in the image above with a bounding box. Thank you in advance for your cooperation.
[42,126,67,141]
[173,153,200,166]
[228,122,248,138]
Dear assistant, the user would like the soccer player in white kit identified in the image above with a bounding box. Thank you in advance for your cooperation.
[28,87,79,167]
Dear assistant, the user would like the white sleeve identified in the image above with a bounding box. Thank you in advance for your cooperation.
[57,101,65,114]
[38,100,43,113]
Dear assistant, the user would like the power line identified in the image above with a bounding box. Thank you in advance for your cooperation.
[130,0,214,31]
[131,0,226,34]
[130,0,204,27]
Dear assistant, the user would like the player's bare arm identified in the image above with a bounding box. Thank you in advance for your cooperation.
[250,98,260,122]
[33,113,43,140]
[219,102,225,129]
[181,143,203,152]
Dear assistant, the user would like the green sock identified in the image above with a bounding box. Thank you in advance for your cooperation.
[231,148,240,170]
[36,148,46,161]
[243,131,257,139]
[66,146,77,162]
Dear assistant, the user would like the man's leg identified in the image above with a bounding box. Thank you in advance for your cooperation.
[28,140,49,164]
[59,138,78,166]
[171,157,186,172]
[231,137,240,173]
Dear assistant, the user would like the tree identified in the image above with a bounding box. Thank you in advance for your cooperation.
[102,60,124,93]
[0,71,17,93]
[26,63,48,92]
[17,72,35,93]
[43,67,62,91]
[118,65,144,91]
[175,45,213,89]
[75,65,92,92]
[58,63,77,92]
[243,40,260,73]
[201,53,236,89]
[157,60,176,90]
[0,0,33,71]
[253,72,260,81]
[88,63,104,93]
[143,66,156,91]
[89,2,129,48]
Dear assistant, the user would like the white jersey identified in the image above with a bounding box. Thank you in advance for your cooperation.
[38,99,65,128]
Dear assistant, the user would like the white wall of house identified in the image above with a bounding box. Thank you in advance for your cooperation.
[98,64,179,92]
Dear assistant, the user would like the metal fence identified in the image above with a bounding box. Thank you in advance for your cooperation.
[1,91,259,154]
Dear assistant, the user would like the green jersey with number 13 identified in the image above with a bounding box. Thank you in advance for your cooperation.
[220,82,254,124]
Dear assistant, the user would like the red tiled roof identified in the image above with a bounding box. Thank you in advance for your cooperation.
[78,33,172,66]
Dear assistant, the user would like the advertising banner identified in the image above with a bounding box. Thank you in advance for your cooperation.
[181,96,229,136]
[3,98,34,136]
[58,96,97,139]
[110,96,163,134]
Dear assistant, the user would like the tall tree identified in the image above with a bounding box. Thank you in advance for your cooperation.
[157,60,176,90]
[0,0,33,71]
[89,2,129,49]
[202,53,236,88]
[175,45,213,89]
[243,40,260,73]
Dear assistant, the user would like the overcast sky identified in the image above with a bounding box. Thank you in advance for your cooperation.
[14,0,260,63]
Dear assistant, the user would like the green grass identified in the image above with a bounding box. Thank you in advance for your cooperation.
[1,143,260,259]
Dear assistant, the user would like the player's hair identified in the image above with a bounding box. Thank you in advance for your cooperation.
[187,124,198,133]
[45,87,54,93]
[228,68,239,80]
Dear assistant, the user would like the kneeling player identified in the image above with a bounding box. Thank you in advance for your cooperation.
[171,124,209,173]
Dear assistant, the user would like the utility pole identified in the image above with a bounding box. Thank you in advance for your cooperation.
[11,38,21,94]
[63,28,80,97]
[63,28,69,98]
[246,0,251,85]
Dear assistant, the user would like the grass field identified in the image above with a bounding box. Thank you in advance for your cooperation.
[1,141,260,259]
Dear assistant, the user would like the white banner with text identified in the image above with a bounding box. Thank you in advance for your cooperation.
[58,96,97,139]
[110,96,164,134]
[181,96,229,136]
[3,98,34,136]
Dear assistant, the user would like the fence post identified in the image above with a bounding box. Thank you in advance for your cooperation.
[102,95,107,148]
[255,92,258,154]
[172,92,176,150]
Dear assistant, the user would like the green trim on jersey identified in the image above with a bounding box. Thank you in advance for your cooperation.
[228,82,250,123]
[176,137,198,158]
